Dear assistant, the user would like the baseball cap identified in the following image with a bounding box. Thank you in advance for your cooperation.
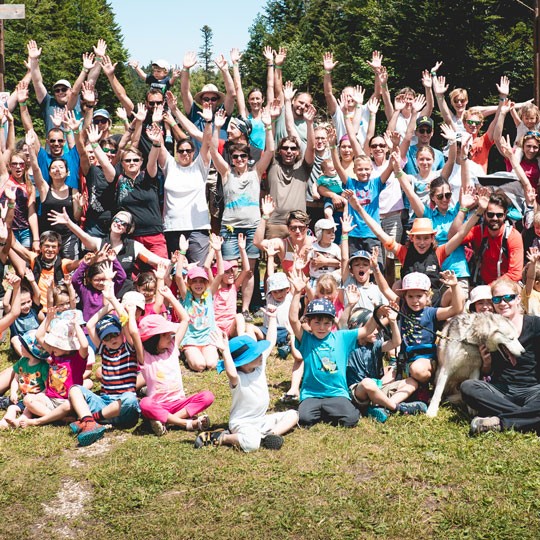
[53,79,72,89]
[187,266,209,281]
[96,314,122,340]
[398,272,431,292]
[305,298,336,318]
[349,250,371,265]
[416,116,434,129]
[93,108,111,120]
[152,59,170,71]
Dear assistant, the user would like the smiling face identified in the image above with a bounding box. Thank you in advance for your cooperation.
[40,239,60,262]
[353,158,372,181]
[292,93,312,118]
[522,112,539,130]
[491,282,520,319]
[176,142,195,167]
[287,219,308,242]
[188,277,208,297]
[431,185,452,212]
[464,114,483,138]
[451,93,468,114]
[49,159,68,182]
[238,354,263,373]
[307,315,334,339]
[485,202,506,233]
[522,136,540,161]
[121,151,142,177]
[319,228,335,247]
[339,140,353,162]
[47,130,65,157]
[20,291,33,315]
[314,129,328,152]
[278,140,300,166]
[247,90,263,113]
[416,124,433,145]
[472,298,494,313]
[417,148,434,175]
[90,272,106,292]
[410,233,435,254]
[223,265,237,284]
[53,85,70,106]
[369,136,387,163]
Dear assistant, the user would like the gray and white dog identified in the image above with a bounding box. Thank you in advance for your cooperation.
[426,312,525,418]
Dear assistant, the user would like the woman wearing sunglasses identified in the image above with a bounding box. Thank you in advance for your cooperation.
[461,277,540,436]
[210,107,274,315]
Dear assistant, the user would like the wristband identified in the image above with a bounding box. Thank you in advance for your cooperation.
[384,238,396,250]
[324,70,332,74]
[498,97,506,102]
[459,206,469,213]
[65,129,74,135]
[170,121,177,127]
[0,242,5,247]
[341,234,349,240]
[152,143,162,148]
[96,56,103,62]
[330,145,337,150]
[233,62,239,66]
[179,250,187,255]
[19,101,27,106]
[91,142,99,149]
[267,63,274,67]
[265,125,272,131]
[430,70,436,76]
[262,214,270,220]
[83,68,89,73]
[526,204,535,209]
[356,105,362,110]
[7,202,15,209]
[395,170,404,178]
[275,65,283,70]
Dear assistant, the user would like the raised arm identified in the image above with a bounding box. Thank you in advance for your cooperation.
[230,48,247,117]
[145,124,164,179]
[209,110,230,178]
[432,76,455,129]
[166,91,203,143]
[101,55,134,115]
[288,267,308,342]
[27,40,47,104]
[86,124,116,182]
[26,132,49,201]
[180,51,198,113]
[264,46,275,105]
[214,54,236,116]
[67,52,95,111]
[273,47,287,105]
[322,51,339,116]
[303,104,316,165]
[255,106,275,177]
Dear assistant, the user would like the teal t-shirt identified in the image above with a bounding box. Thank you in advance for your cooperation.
[296,329,358,401]
[13,356,49,396]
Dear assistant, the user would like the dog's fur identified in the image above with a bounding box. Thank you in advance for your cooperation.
[425,312,525,418]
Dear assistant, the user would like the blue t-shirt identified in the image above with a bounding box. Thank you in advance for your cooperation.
[10,308,40,338]
[345,176,385,239]
[38,146,80,190]
[423,203,469,278]
[346,338,384,387]
[39,93,82,136]
[400,306,438,362]
[296,329,358,401]
[248,114,265,150]
[404,144,445,176]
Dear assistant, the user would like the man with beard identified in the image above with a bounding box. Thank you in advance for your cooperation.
[403,116,445,175]
[461,192,523,285]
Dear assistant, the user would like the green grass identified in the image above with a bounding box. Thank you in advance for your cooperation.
[2,347,540,540]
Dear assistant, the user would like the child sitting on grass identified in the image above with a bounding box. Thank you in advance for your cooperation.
[195,307,298,451]
[288,268,379,428]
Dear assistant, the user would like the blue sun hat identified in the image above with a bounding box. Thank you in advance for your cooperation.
[20,330,50,361]
[216,335,271,374]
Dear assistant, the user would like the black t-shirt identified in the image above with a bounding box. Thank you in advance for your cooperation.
[85,165,117,231]
[115,168,162,236]
[491,315,540,387]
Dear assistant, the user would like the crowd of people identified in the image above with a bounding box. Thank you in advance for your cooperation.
[0,38,540,451]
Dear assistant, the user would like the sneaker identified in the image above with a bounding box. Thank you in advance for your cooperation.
[366,406,388,423]
[76,421,106,447]
[0,396,10,410]
[277,345,291,359]
[242,310,254,323]
[252,309,264,320]
[261,434,284,450]
[470,416,501,436]
[149,419,167,437]
[194,429,228,449]
[69,420,84,435]
[397,401,428,415]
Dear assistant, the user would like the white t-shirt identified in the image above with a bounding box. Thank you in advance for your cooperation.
[310,241,341,279]
[162,153,211,232]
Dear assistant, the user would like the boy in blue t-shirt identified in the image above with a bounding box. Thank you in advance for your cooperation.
[288,269,378,427]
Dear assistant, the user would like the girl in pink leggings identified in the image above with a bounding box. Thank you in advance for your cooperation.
[137,294,215,437]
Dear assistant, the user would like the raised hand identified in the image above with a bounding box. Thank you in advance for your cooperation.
[269,98,282,120]
[283,80,296,102]
[49,108,65,129]
[165,90,177,110]
[412,94,426,113]
[198,103,213,123]
[439,269,457,287]
[499,134,514,160]
[421,70,432,88]
[340,213,357,235]
[345,284,360,305]
[214,54,228,71]
[16,81,29,103]
[82,52,95,71]
[213,108,227,129]
[351,85,365,106]
[152,104,164,124]
[100,261,117,282]
[93,38,107,58]
[527,246,540,264]
[81,81,96,104]
[262,46,274,64]
[209,233,223,252]
[459,185,476,209]
[210,329,229,352]
[87,124,101,144]
[432,76,448,95]
[369,246,380,269]
[476,186,491,212]
[264,241,279,258]
[394,95,406,112]
[64,110,82,133]
[366,96,379,115]
[260,105,271,127]
[323,51,338,72]
[497,75,510,98]
[261,195,275,217]
[179,234,189,253]
[27,40,42,59]
[274,47,287,66]
[238,233,246,251]
[440,123,457,144]
[116,107,128,122]
[100,55,116,76]
[430,60,443,74]
[230,48,242,64]
[183,51,198,70]
[154,260,169,280]
[128,59,139,69]
[133,103,147,122]
[303,103,317,123]
[367,50,383,71]
[288,266,308,294]
[47,207,72,227]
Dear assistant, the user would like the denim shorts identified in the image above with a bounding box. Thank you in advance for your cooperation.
[79,386,140,428]
[220,226,260,260]
[14,228,31,248]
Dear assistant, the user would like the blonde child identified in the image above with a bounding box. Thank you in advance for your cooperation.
[138,302,215,437]
[523,247,540,315]
[309,218,341,286]
[175,238,219,371]
[512,102,540,148]
[195,309,298,451]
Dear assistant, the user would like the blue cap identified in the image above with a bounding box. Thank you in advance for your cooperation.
[20,330,50,361]
[349,250,371,265]
[216,335,271,374]
[96,314,122,340]
[305,298,336,318]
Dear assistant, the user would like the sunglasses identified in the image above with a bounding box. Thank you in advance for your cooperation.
[177,148,194,154]
[123,158,141,163]
[93,118,109,125]
[54,86,68,93]
[102,147,117,154]
[486,211,505,219]
[525,130,540,138]
[492,294,517,305]
[370,143,386,148]
[102,332,120,342]
[417,128,432,134]
[10,162,25,168]
[49,139,65,144]
[466,120,482,126]
[281,146,297,151]
[202,96,219,102]
[232,153,248,160]
[453,98,467,104]
[435,192,452,201]
[289,225,307,232]
[113,217,129,227]
[147,101,163,107]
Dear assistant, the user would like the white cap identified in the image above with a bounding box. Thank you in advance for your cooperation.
[152,59,170,71]
[53,79,72,89]
[314,218,337,241]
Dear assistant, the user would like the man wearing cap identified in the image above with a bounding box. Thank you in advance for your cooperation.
[92,108,113,140]
[403,116,445,176]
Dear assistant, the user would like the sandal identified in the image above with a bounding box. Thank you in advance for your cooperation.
[186,414,210,431]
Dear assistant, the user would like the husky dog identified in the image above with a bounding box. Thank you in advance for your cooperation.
[426,312,525,418]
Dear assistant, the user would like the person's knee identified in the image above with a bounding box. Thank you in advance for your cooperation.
[360,378,379,393]
[68,385,83,399]
[409,362,432,384]
[460,379,483,397]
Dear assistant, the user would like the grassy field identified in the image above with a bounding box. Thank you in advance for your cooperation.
[2,343,540,540]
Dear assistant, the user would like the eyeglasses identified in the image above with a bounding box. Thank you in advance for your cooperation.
[492,294,517,304]
[54,86,68,93]
[123,158,141,163]
[102,332,120,342]
[288,225,307,232]
[113,217,129,227]
[466,120,482,126]
[281,146,297,151]
[417,128,432,134]
[102,147,117,154]
[202,96,219,103]
[486,211,505,219]
[147,101,163,107]
[435,192,452,201]
[49,139,65,144]
[231,153,248,160]
[93,118,109,125]
[10,162,25,168]
[370,143,386,148]
[177,148,194,154]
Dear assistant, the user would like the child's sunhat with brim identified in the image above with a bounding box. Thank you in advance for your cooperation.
[139,314,180,342]
[216,335,271,374]
[467,285,493,312]
[397,272,431,292]
[407,218,435,236]
[44,320,80,351]
[267,272,290,293]
[211,259,237,277]
[187,266,209,281]
[20,330,50,361]
[121,291,146,311]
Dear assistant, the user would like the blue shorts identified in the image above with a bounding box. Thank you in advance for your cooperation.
[14,228,31,248]
[220,226,260,260]
[260,325,289,346]
[79,386,140,428]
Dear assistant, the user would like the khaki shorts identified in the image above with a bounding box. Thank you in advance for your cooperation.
[350,379,404,407]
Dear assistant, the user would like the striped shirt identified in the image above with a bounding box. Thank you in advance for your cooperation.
[98,341,137,395]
